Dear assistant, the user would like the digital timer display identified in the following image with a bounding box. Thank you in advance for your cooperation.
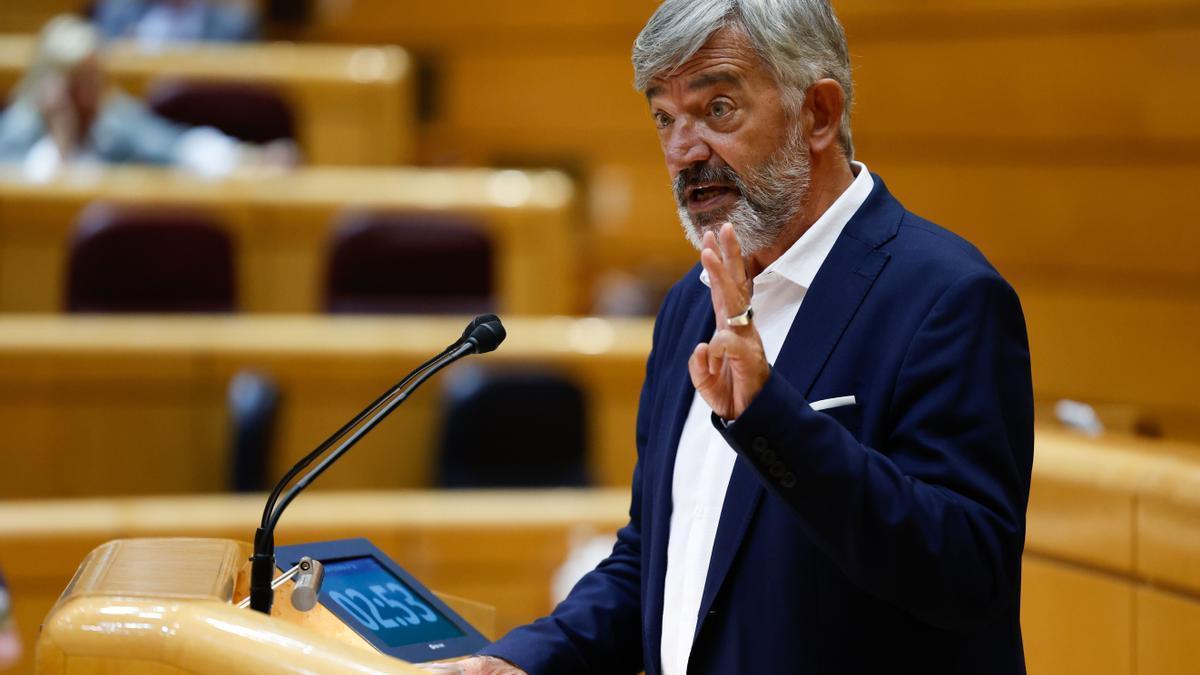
[321,556,465,647]
[276,537,488,662]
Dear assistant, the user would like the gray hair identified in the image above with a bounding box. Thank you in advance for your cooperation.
[633,0,854,161]
[12,14,101,103]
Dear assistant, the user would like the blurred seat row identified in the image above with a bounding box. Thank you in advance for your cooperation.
[62,201,588,493]
[66,202,492,314]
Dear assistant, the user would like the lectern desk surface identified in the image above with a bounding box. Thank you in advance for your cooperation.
[37,538,433,674]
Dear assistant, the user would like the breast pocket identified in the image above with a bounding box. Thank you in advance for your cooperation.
[814,399,862,433]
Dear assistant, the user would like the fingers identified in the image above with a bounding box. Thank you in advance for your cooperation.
[458,656,528,675]
[689,342,714,389]
[708,329,743,372]
[699,238,727,319]
[718,222,749,292]
[700,224,751,329]
[691,331,760,381]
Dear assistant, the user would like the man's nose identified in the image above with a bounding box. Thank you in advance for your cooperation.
[665,122,712,172]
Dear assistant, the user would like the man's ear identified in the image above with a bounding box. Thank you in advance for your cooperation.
[804,79,846,156]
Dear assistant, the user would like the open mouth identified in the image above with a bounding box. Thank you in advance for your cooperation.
[687,184,738,211]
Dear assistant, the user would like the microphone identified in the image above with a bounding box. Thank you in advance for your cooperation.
[249,315,506,614]
[463,314,505,353]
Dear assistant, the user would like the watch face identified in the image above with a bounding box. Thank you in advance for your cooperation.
[320,556,464,647]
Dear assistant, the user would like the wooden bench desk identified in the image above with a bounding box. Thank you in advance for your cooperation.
[0,164,580,315]
[0,315,651,499]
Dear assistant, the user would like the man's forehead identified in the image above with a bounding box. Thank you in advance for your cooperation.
[644,28,761,100]
[646,68,745,101]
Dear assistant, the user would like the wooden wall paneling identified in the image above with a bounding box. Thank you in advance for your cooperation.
[1025,469,1134,575]
[849,27,1200,145]
[423,26,1200,157]
[1136,586,1200,675]
[0,344,219,498]
[290,0,1200,46]
[0,3,85,34]
[867,164,1200,288]
[1019,284,1200,441]
[1021,555,1134,675]
[10,0,1197,48]
[1138,495,1200,598]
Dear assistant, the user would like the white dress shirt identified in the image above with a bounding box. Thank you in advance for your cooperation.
[659,162,875,675]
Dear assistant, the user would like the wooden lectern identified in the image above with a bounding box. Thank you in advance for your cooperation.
[36,538,491,674]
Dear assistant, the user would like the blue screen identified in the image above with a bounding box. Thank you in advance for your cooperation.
[320,556,464,647]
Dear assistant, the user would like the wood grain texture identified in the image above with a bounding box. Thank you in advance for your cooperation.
[1136,586,1200,675]
[1021,556,1133,675]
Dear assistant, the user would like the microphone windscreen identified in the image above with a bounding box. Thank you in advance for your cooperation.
[466,316,506,353]
[460,314,500,343]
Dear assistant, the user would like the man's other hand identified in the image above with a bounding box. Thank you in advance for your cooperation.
[457,655,528,675]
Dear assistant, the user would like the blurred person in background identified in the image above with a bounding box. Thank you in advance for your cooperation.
[0,15,294,181]
[0,569,18,669]
[94,0,259,48]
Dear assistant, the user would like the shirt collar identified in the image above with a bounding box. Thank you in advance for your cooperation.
[700,160,874,290]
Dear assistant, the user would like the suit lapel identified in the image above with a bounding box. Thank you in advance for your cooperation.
[690,176,900,642]
[644,285,716,673]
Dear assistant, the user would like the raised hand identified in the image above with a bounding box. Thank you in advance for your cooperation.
[687,223,770,420]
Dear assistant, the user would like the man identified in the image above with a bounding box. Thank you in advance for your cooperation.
[463,0,1033,673]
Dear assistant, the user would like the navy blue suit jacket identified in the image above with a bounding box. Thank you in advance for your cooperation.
[482,175,1034,674]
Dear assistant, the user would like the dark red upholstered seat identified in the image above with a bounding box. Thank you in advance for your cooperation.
[325,211,494,314]
[66,202,236,313]
[146,79,296,144]
[437,367,589,488]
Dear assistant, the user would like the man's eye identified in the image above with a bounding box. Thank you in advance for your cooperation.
[654,112,673,129]
[710,101,732,118]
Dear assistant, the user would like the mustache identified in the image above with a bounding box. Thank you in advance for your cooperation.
[672,163,744,205]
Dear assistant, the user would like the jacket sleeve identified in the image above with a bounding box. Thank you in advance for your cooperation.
[478,288,683,673]
[715,271,1034,632]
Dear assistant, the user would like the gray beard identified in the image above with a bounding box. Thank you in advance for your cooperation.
[675,127,811,255]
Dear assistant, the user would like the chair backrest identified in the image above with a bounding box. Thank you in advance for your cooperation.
[228,370,281,493]
[66,202,236,313]
[146,79,296,144]
[437,368,589,488]
[325,211,494,315]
